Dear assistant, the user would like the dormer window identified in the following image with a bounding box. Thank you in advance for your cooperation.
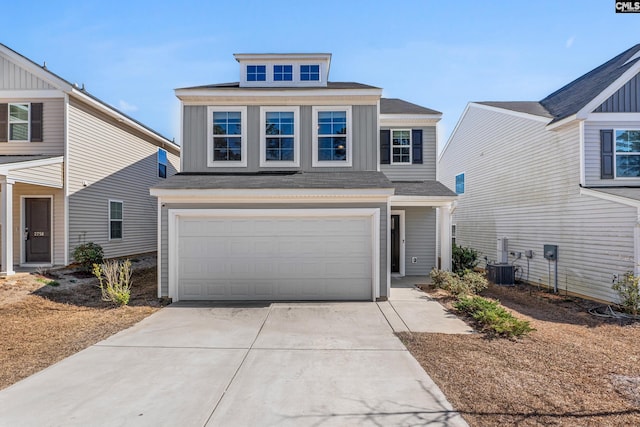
[274,65,292,81]
[300,65,320,81]
[247,65,266,81]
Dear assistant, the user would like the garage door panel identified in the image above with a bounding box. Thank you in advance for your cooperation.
[175,212,375,301]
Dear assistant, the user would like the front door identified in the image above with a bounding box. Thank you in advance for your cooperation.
[25,198,51,263]
[391,214,400,273]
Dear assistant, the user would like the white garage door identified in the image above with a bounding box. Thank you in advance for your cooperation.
[172,209,377,301]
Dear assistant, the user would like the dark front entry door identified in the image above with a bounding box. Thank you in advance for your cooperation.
[25,198,51,263]
[391,214,400,273]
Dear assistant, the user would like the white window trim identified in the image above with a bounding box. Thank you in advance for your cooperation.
[8,102,30,142]
[390,129,412,165]
[108,199,123,241]
[207,106,247,168]
[273,64,293,82]
[246,65,267,82]
[259,106,300,168]
[312,105,352,168]
[614,129,640,179]
[158,148,168,178]
[455,172,465,195]
[300,64,321,82]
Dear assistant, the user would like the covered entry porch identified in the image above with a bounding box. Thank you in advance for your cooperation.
[0,156,64,275]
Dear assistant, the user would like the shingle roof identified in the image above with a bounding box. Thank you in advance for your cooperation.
[177,82,380,91]
[540,44,640,123]
[584,187,640,202]
[152,171,394,190]
[476,101,552,118]
[0,155,60,165]
[380,98,441,115]
[392,181,457,197]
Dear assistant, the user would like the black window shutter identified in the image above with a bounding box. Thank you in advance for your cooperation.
[601,129,614,179]
[412,129,423,164]
[30,103,43,142]
[0,104,7,143]
[380,129,390,164]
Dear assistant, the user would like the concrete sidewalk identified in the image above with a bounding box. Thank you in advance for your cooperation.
[0,301,469,427]
[378,276,474,334]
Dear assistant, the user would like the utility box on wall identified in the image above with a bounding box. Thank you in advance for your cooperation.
[487,263,515,286]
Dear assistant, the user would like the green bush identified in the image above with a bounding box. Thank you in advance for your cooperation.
[612,271,640,316]
[452,244,480,276]
[429,268,488,296]
[73,242,104,272]
[454,295,534,338]
[93,259,132,306]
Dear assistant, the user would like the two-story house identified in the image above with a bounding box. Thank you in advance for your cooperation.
[0,44,180,275]
[151,53,456,302]
[439,44,640,303]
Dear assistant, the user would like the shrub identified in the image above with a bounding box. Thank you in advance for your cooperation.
[612,271,640,316]
[452,244,480,276]
[430,268,488,296]
[93,259,132,306]
[454,295,534,338]
[73,242,104,272]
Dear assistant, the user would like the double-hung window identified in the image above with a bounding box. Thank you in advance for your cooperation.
[312,106,352,167]
[273,65,292,81]
[0,102,43,143]
[246,65,266,81]
[300,65,320,81]
[109,200,123,240]
[208,107,247,167]
[391,130,411,164]
[455,173,465,194]
[9,103,29,141]
[615,130,640,178]
[260,106,299,167]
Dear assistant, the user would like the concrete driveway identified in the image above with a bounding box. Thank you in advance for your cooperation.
[0,302,468,426]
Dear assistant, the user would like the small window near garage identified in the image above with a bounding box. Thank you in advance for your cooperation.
[246,65,266,81]
[391,130,411,164]
[158,148,167,178]
[452,224,457,246]
[109,200,123,240]
[455,173,465,194]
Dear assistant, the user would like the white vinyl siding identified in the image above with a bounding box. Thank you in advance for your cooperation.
[440,104,636,303]
[381,126,436,180]
[67,97,179,260]
[0,98,64,155]
[9,163,63,188]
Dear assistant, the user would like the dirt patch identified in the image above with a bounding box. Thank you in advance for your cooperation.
[400,283,640,426]
[0,264,162,390]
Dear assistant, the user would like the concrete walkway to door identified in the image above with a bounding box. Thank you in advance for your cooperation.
[0,301,468,426]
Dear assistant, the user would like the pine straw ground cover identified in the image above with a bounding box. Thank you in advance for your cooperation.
[0,267,162,390]
[399,283,640,426]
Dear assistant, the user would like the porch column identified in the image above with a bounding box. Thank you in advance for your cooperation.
[0,177,15,276]
[439,204,452,272]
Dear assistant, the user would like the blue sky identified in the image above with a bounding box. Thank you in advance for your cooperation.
[3,1,639,148]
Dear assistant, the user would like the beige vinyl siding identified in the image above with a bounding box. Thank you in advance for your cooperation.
[159,202,388,298]
[0,56,56,90]
[402,206,437,275]
[9,184,65,265]
[9,163,63,188]
[439,104,636,302]
[381,126,437,181]
[584,119,640,186]
[0,98,64,155]
[67,97,179,260]
[182,104,378,172]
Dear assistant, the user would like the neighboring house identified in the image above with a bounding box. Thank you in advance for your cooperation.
[439,44,640,302]
[0,44,180,275]
[151,53,456,302]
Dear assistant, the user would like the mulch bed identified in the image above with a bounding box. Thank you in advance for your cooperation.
[0,267,162,390]
[400,283,640,426]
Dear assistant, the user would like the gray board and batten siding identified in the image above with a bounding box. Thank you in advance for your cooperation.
[182,105,378,173]
[67,96,180,260]
[403,206,437,275]
[159,202,389,299]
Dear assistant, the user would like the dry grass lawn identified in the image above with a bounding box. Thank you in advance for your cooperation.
[0,266,161,390]
[400,283,640,426]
